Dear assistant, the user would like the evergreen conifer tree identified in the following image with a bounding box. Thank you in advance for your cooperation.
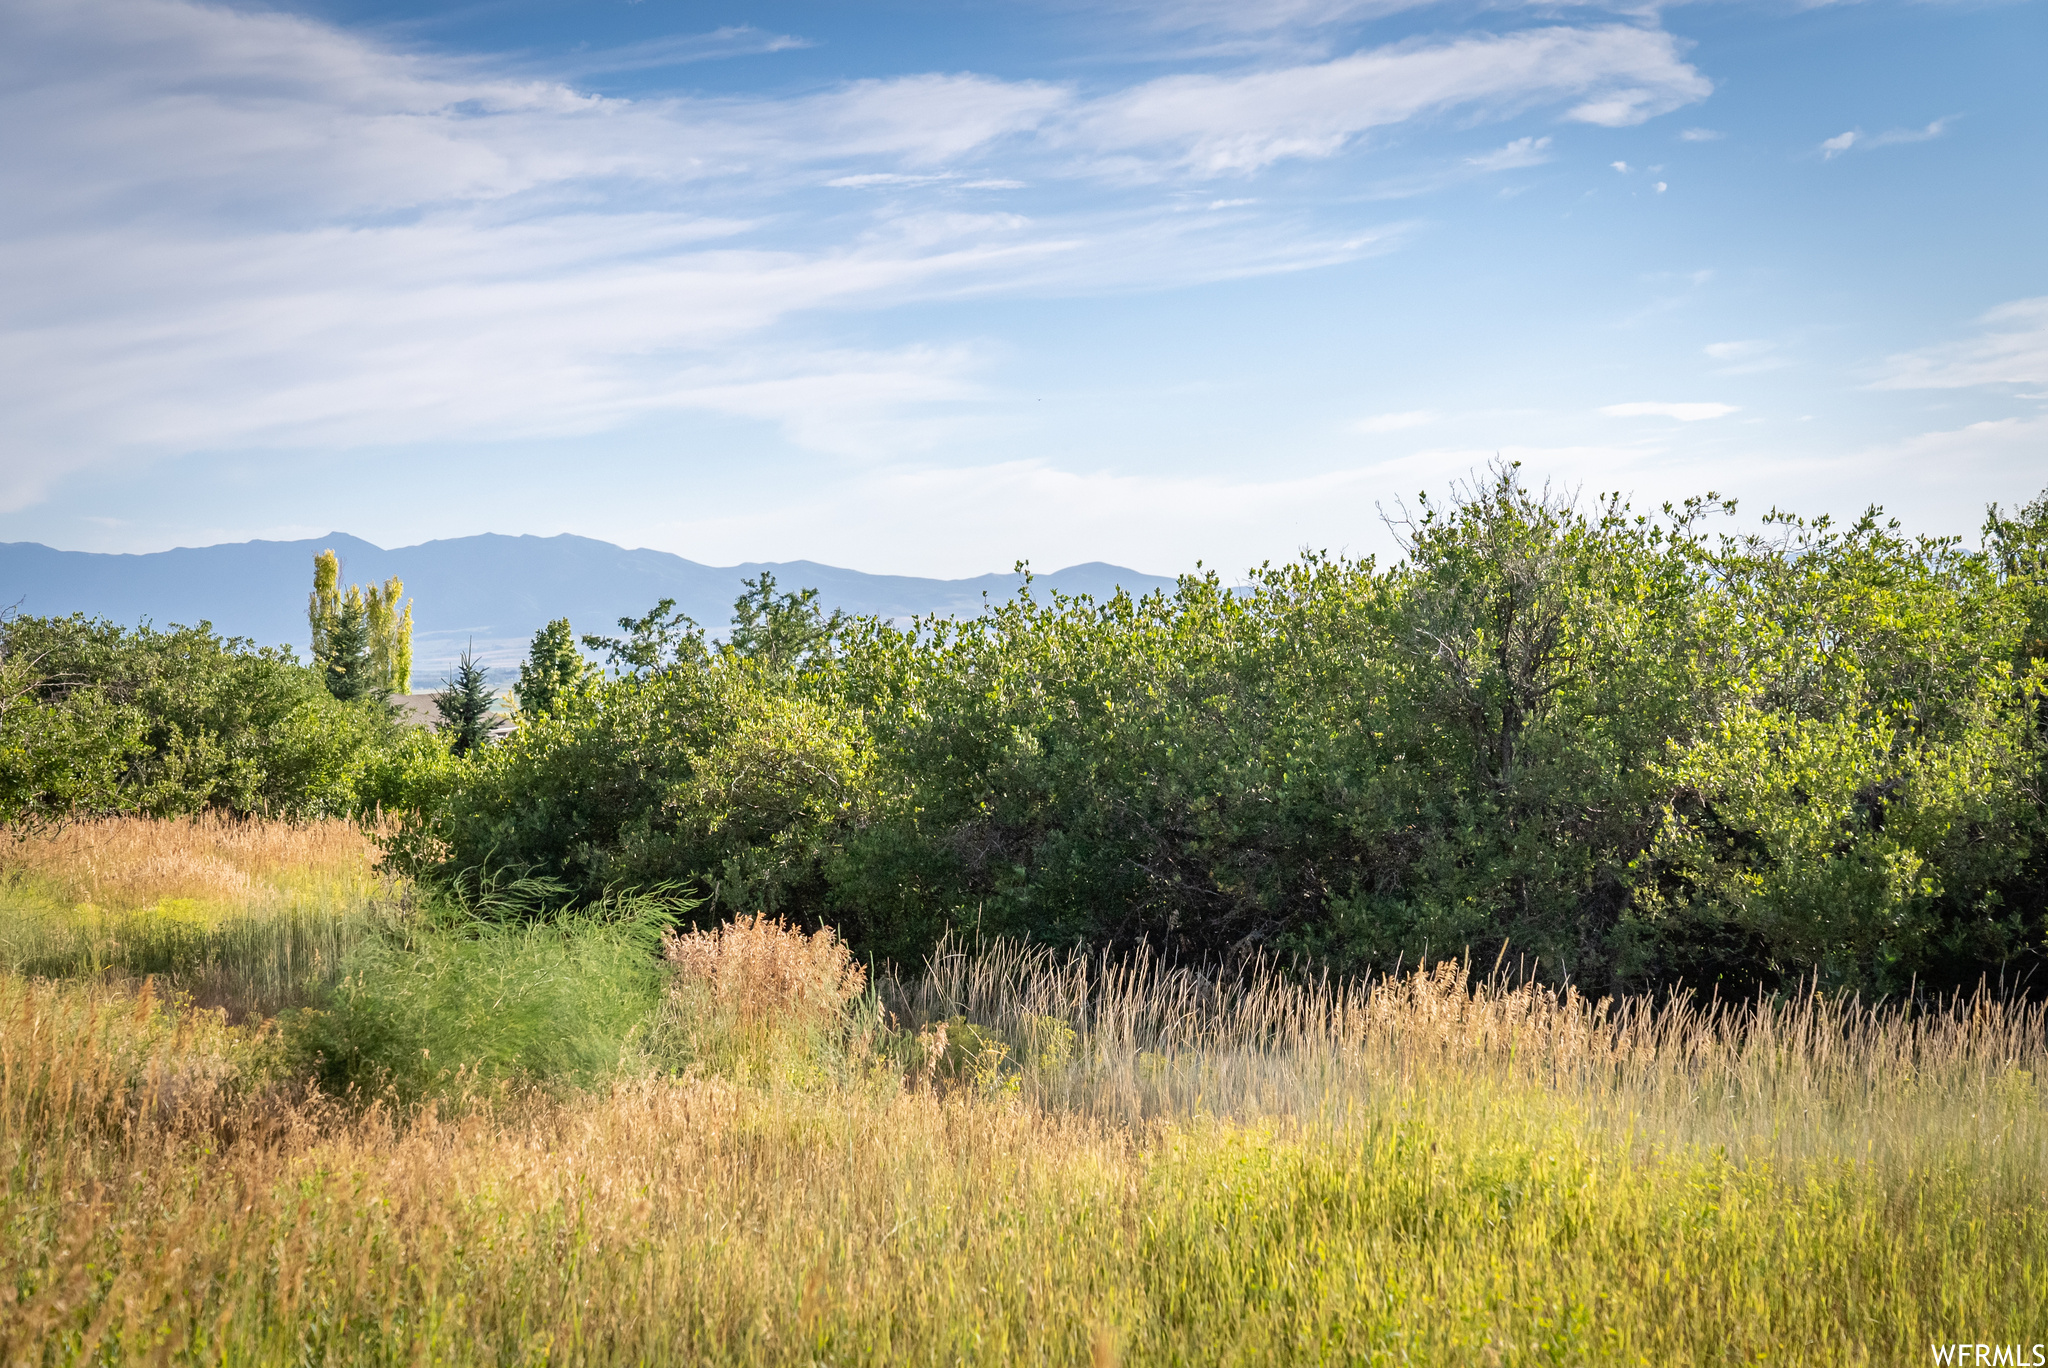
[435,646,498,756]
[320,595,377,702]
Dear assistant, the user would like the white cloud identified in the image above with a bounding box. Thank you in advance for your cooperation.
[1821,117,1955,160]
[1611,159,1630,172]
[1678,127,1721,141]
[1068,27,1709,175]
[1867,116,1956,149]
[1464,135,1551,172]
[1873,298,2048,390]
[1704,339,1768,361]
[0,0,1713,510]
[1353,409,1438,432]
[548,27,813,77]
[1832,414,2048,529]
[828,173,961,188]
[1600,401,1737,420]
[1653,180,1666,192]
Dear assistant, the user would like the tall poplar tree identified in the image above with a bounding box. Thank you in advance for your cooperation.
[308,550,414,694]
[364,576,414,693]
[308,549,342,665]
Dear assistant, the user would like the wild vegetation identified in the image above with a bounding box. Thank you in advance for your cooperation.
[4,471,2045,1360]
[2,816,2043,1364]
[402,471,2048,998]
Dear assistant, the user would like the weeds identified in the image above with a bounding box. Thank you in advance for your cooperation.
[660,912,869,1083]
[286,888,686,1102]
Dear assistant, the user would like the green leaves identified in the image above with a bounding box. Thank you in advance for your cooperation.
[0,611,403,824]
[412,474,2048,997]
[512,617,596,719]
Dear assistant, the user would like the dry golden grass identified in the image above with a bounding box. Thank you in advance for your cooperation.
[897,940,2048,1174]
[658,914,870,1083]
[0,814,383,915]
[4,952,2044,1365]
[0,817,393,1020]
[2,840,2043,1364]
[664,913,867,1027]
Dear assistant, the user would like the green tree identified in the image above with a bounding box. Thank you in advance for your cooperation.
[405,475,2048,992]
[320,593,379,703]
[1,611,402,821]
[0,612,142,830]
[435,647,499,758]
[514,619,596,719]
[309,550,413,694]
[582,599,705,678]
[308,548,342,664]
[728,572,845,673]
[365,576,414,693]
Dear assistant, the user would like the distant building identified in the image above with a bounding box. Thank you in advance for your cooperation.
[392,692,516,741]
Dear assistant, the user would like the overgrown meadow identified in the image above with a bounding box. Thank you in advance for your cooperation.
[3,817,2045,1364]
[4,471,2048,1363]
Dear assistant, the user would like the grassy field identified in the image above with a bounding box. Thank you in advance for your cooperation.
[2,819,2044,1365]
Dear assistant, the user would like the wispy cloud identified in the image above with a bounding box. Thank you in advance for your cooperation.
[1678,127,1721,141]
[828,173,962,188]
[1067,27,1709,175]
[548,26,813,77]
[1465,135,1551,172]
[1873,297,2048,390]
[1868,116,1958,148]
[1600,401,1736,420]
[0,0,1712,511]
[1821,116,1957,158]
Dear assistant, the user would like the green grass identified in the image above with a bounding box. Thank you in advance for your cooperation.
[286,900,677,1100]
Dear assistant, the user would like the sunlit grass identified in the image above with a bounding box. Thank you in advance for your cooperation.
[0,814,392,1016]
[1,822,2043,1364]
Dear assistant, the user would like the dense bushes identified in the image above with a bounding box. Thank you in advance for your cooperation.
[401,472,2048,997]
[0,614,453,825]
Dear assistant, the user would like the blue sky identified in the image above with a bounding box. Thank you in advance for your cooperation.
[1,0,2041,578]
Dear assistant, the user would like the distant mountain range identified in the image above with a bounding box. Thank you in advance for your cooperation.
[0,533,1179,689]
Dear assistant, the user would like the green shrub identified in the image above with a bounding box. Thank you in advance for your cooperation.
[286,891,681,1101]
[376,474,2048,996]
[0,613,410,823]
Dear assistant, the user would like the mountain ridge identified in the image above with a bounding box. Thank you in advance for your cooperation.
[0,533,1180,688]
